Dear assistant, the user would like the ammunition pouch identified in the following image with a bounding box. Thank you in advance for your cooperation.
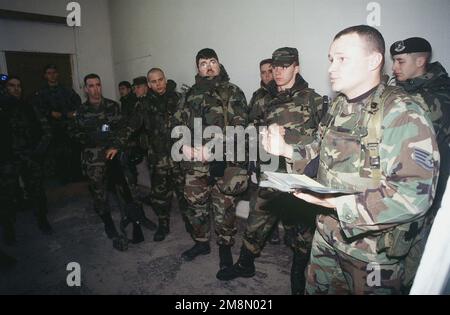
[376,217,425,258]
[216,166,248,196]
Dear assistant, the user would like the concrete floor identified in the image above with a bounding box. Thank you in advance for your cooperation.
[0,182,292,295]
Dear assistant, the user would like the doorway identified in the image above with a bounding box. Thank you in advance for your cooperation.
[5,51,74,99]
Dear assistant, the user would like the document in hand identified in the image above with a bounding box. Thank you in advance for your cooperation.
[259,171,361,194]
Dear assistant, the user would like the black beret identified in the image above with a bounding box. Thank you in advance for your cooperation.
[390,37,432,56]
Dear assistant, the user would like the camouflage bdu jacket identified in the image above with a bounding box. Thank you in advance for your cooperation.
[9,98,50,161]
[120,93,138,119]
[146,80,184,167]
[248,82,271,126]
[33,84,82,131]
[263,74,323,174]
[292,82,439,263]
[69,98,122,165]
[182,65,248,170]
[116,94,154,152]
[397,62,450,151]
[116,82,183,167]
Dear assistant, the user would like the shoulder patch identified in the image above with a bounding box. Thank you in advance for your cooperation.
[413,147,434,171]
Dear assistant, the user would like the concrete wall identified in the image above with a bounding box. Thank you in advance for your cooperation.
[0,0,117,101]
[109,0,450,100]
[1,0,448,101]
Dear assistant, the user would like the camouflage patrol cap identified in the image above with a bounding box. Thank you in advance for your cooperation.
[132,76,147,86]
[390,37,432,56]
[272,47,299,67]
[118,81,132,89]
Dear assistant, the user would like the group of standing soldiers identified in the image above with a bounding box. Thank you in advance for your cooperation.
[0,65,77,269]
[0,64,82,245]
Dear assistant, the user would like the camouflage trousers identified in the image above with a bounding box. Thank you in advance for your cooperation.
[149,159,187,223]
[16,156,48,216]
[183,168,238,246]
[84,158,112,216]
[1,156,47,226]
[243,186,316,256]
[305,230,405,295]
[0,163,18,226]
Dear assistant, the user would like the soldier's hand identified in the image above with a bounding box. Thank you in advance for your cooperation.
[194,145,211,162]
[293,191,336,209]
[51,111,62,119]
[182,145,195,161]
[106,148,118,160]
[261,124,293,158]
[66,111,76,119]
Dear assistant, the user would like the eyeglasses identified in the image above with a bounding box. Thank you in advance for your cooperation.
[199,59,218,69]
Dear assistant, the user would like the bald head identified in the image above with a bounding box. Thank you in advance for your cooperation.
[147,68,167,95]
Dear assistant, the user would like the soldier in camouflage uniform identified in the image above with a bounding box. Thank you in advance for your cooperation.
[217,48,323,292]
[179,49,248,278]
[248,58,274,127]
[32,64,82,184]
[247,58,283,245]
[0,93,19,267]
[390,37,450,292]
[68,74,125,242]
[1,91,21,245]
[122,76,153,204]
[3,76,54,242]
[118,81,137,119]
[130,76,156,192]
[112,71,188,242]
[116,78,147,206]
[145,68,189,241]
[108,76,164,235]
[265,25,440,294]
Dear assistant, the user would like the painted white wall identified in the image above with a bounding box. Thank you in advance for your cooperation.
[0,0,117,101]
[109,0,450,100]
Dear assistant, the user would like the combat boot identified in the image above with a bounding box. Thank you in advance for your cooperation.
[153,219,170,242]
[131,222,144,244]
[181,241,211,261]
[216,245,256,281]
[291,250,310,295]
[100,213,119,239]
[215,245,233,279]
[119,216,144,244]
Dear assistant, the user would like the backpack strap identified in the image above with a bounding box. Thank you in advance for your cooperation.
[362,84,398,184]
